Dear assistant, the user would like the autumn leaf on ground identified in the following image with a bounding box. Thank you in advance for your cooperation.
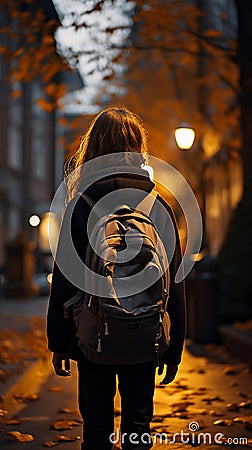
[213,419,233,426]
[229,381,238,387]
[174,412,189,419]
[0,409,8,417]
[233,415,252,430]
[202,396,224,404]
[233,416,252,431]
[150,426,169,434]
[14,393,40,403]
[223,366,238,375]
[4,419,21,425]
[188,408,207,415]
[152,415,165,423]
[51,419,81,431]
[57,408,79,415]
[209,409,222,416]
[170,401,194,412]
[56,435,81,442]
[6,430,35,442]
[238,399,252,408]
[226,402,240,412]
[42,441,58,447]
[49,386,63,392]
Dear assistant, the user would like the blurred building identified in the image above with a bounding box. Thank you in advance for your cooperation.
[197,0,243,256]
[111,0,242,259]
[0,0,82,294]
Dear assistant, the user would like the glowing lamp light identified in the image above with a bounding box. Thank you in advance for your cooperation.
[174,127,196,150]
[29,215,40,227]
[47,273,53,285]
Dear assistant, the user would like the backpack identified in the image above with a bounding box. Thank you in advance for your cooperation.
[64,190,170,366]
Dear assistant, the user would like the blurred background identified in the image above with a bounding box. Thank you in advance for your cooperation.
[0,0,251,357]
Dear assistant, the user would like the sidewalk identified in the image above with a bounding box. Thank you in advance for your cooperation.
[152,347,252,448]
[0,296,52,417]
[0,295,251,449]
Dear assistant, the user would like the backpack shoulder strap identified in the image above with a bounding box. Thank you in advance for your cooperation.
[136,190,158,217]
[79,192,106,218]
[80,190,159,218]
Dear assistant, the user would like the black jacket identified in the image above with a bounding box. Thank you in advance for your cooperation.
[47,169,186,365]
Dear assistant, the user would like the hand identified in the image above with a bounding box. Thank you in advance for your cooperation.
[52,352,71,377]
[159,365,178,385]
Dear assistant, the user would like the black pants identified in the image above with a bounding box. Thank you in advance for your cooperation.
[78,357,156,450]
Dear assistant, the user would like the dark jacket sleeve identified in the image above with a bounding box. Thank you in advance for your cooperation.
[158,197,186,366]
[47,196,89,355]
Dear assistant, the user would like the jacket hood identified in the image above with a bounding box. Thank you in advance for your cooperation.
[83,168,155,207]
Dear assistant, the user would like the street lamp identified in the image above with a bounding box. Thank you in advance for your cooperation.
[174,125,206,251]
[174,127,196,150]
[174,125,209,254]
[28,214,40,227]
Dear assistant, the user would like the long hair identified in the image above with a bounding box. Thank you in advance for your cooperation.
[64,106,148,200]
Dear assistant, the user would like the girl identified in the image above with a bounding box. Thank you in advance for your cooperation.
[47,106,186,450]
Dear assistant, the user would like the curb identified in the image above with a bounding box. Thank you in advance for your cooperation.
[0,354,53,419]
[219,325,252,366]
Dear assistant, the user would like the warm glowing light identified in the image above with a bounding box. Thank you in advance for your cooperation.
[174,127,196,150]
[47,273,53,285]
[190,252,205,262]
[29,215,40,227]
[39,212,59,253]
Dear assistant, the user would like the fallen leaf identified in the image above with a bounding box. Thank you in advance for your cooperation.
[233,415,252,426]
[57,408,79,415]
[238,400,252,408]
[209,410,222,416]
[229,381,238,387]
[56,435,81,442]
[7,430,35,442]
[244,418,252,431]
[42,441,58,447]
[14,393,40,403]
[150,426,169,434]
[49,386,63,392]
[213,419,233,426]
[226,402,240,412]
[223,366,237,375]
[181,389,205,396]
[233,416,246,423]
[174,412,189,419]
[171,401,193,412]
[0,409,8,417]
[26,393,40,401]
[51,419,81,431]
[14,394,27,403]
[189,408,207,415]
[152,415,165,423]
[203,396,224,404]
[237,391,248,398]
[4,419,21,425]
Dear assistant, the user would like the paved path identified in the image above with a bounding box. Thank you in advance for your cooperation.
[0,296,251,448]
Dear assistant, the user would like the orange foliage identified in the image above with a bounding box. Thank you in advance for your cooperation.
[36,98,54,112]
[0,0,71,111]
